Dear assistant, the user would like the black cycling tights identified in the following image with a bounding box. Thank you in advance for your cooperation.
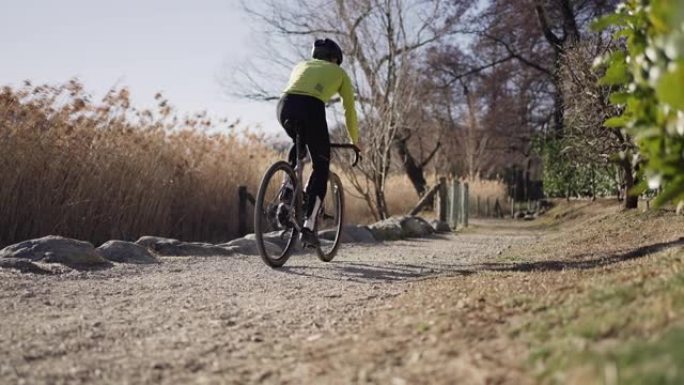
[277,93,330,219]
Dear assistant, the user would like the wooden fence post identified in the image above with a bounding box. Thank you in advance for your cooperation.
[438,177,448,222]
[494,198,502,218]
[510,197,515,218]
[238,186,248,237]
[449,179,460,229]
[461,182,469,227]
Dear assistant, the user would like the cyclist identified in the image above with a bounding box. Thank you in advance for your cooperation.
[276,38,359,248]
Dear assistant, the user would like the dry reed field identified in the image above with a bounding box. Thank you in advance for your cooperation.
[341,173,431,224]
[0,81,278,247]
[0,81,513,248]
[342,175,510,223]
[466,177,509,217]
[0,81,443,248]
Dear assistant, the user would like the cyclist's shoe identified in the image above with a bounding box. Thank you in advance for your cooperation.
[276,203,292,228]
[300,228,320,248]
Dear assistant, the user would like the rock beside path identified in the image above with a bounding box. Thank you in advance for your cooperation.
[135,236,234,257]
[368,217,404,241]
[220,237,281,256]
[0,235,108,266]
[319,225,377,244]
[430,220,452,233]
[368,216,435,241]
[399,216,435,238]
[0,259,51,274]
[135,236,179,249]
[97,241,159,264]
[0,215,440,268]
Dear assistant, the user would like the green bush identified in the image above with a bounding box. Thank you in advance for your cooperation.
[597,0,684,208]
[537,137,617,198]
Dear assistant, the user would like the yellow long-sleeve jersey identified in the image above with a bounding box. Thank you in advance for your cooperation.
[283,59,359,144]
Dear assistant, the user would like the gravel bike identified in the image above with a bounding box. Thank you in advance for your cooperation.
[253,120,360,268]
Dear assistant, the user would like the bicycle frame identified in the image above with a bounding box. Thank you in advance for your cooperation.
[253,121,360,267]
[289,126,360,231]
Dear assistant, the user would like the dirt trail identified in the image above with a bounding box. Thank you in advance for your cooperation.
[0,221,542,385]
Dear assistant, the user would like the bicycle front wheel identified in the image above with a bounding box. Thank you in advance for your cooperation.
[254,161,299,268]
[316,172,344,262]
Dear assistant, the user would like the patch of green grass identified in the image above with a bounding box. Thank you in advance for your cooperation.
[520,249,684,384]
[600,327,684,385]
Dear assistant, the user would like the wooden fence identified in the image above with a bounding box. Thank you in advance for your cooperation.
[409,177,469,230]
[238,186,256,237]
[239,177,473,237]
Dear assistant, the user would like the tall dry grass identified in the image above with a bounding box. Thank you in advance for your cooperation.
[0,80,456,248]
[341,173,511,223]
[341,173,440,224]
[466,177,509,217]
[0,81,278,247]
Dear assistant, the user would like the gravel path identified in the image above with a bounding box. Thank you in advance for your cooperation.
[0,222,539,384]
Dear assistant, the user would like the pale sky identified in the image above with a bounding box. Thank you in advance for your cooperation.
[0,0,280,133]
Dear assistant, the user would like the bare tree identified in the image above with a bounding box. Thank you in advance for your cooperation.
[235,0,466,219]
[561,39,638,208]
[474,0,620,135]
[425,42,534,181]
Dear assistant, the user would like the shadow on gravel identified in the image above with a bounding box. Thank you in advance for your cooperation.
[281,238,683,283]
[281,261,474,283]
[59,261,115,271]
[0,260,53,275]
[477,238,684,273]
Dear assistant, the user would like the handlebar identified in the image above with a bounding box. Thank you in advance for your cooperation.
[330,143,361,167]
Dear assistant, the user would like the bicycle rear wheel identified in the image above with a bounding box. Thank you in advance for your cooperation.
[316,172,344,262]
[254,161,299,268]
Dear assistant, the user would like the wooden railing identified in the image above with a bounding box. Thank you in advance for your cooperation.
[409,177,469,229]
[241,177,474,236]
[238,186,256,237]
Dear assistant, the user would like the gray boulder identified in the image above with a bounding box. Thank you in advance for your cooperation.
[430,220,452,233]
[0,259,51,274]
[158,242,234,257]
[135,236,232,256]
[135,236,180,249]
[221,237,284,256]
[368,217,404,241]
[400,216,435,238]
[97,240,159,264]
[319,225,377,244]
[0,235,108,265]
[368,216,437,241]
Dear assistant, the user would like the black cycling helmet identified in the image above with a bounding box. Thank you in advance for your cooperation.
[312,38,343,65]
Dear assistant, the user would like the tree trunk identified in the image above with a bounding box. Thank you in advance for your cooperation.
[552,70,565,136]
[373,175,390,219]
[395,138,427,197]
[621,159,638,209]
[534,1,581,137]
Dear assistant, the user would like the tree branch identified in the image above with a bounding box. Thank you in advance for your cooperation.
[480,32,553,76]
[420,141,442,168]
[534,0,564,49]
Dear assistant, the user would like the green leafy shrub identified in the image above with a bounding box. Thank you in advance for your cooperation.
[536,137,618,198]
[597,0,684,208]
